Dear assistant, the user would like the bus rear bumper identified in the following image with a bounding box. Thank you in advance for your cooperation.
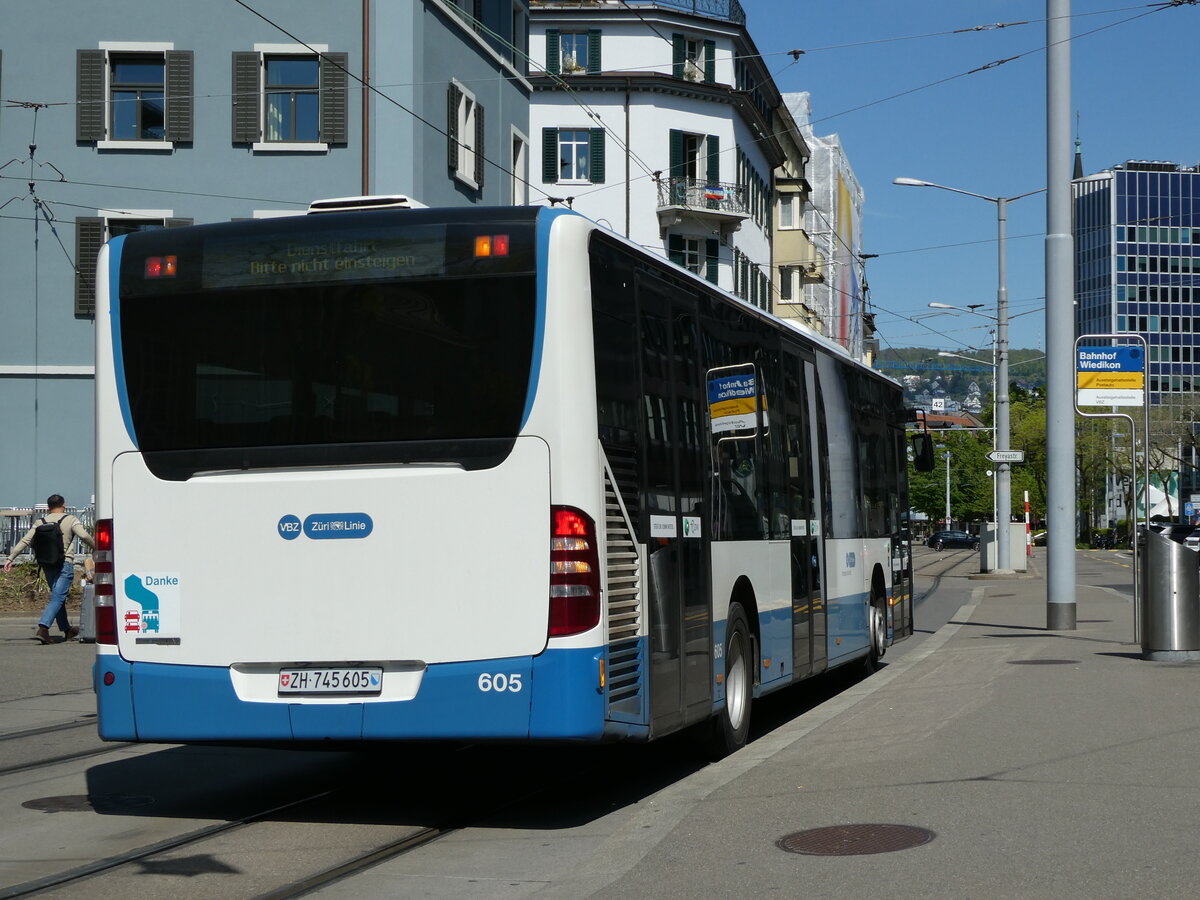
[94,647,607,743]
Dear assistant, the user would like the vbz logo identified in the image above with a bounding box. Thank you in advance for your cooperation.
[277,515,302,540]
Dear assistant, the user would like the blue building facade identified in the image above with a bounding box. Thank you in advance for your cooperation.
[0,1,531,510]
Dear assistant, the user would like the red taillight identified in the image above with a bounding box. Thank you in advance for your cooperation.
[94,518,116,645]
[549,506,601,637]
[144,255,176,278]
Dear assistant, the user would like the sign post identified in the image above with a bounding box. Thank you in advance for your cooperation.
[1075,334,1149,641]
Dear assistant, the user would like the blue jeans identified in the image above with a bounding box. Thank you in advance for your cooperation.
[38,561,74,632]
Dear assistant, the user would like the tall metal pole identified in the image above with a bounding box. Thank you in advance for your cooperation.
[995,198,1013,572]
[1046,0,1077,629]
[945,451,951,528]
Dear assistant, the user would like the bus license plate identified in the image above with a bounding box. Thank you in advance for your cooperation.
[278,667,383,695]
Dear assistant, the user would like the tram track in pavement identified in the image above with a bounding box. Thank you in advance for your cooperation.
[0,713,130,779]
[913,545,980,602]
[0,740,644,900]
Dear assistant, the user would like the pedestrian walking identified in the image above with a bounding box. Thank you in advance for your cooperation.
[3,494,96,644]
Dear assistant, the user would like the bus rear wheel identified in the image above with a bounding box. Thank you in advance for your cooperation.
[711,603,752,758]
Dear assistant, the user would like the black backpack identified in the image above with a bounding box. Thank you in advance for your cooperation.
[31,516,66,566]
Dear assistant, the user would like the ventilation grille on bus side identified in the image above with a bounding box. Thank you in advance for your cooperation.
[604,471,641,642]
[603,459,642,706]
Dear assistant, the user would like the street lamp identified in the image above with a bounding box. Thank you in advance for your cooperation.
[896,177,1045,573]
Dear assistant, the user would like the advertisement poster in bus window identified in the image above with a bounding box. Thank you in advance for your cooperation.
[708,372,758,434]
[121,573,181,640]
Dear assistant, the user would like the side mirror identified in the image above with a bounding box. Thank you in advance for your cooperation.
[911,433,935,472]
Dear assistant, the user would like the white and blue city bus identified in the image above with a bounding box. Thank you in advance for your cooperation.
[92,201,915,755]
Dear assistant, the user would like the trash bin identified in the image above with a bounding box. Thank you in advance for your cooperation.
[79,582,96,644]
[1140,528,1200,661]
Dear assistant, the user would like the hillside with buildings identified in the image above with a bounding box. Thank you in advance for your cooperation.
[876,347,1046,414]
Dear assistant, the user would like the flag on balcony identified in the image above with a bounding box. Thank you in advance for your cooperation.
[704,186,725,201]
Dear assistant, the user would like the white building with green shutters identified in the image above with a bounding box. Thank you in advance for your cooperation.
[528,0,779,308]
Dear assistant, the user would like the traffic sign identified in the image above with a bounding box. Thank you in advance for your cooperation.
[986,450,1025,463]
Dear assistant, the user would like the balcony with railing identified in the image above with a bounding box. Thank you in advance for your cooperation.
[656,176,748,237]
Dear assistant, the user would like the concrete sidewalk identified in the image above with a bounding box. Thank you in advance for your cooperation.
[597,559,1200,899]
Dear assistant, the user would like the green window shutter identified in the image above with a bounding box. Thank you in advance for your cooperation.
[545,30,560,75]
[703,40,716,83]
[672,34,685,78]
[75,217,104,317]
[231,52,261,143]
[706,238,719,284]
[706,135,720,184]
[447,83,461,171]
[587,30,602,73]
[542,127,559,183]
[668,234,685,267]
[589,128,605,183]
[475,102,485,188]
[77,50,105,142]
[164,51,194,143]
[320,52,349,144]
[669,129,684,177]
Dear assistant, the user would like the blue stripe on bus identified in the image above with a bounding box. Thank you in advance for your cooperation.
[94,656,137,741]
[96,646,605,742]
[521,208,577,430]
[107,235,139,446]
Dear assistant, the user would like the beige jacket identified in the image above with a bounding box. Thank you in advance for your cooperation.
[6,513,96,565]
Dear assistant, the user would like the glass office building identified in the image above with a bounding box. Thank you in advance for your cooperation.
[1074,160,1200,519]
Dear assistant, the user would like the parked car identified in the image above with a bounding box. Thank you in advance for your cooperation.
[926,530,980,551]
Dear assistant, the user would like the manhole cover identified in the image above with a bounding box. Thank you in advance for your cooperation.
[22,794,155,813]
[777,824,935,856]
[1007,659,1080,666]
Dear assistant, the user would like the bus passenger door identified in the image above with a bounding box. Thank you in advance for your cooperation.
[784,351,823,679]
[638,277,711,736]
[803,359,828,675]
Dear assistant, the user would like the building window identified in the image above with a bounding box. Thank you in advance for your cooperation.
[512,2,529,70]
[559,129,590,181]
[74,213,192,317]
[672,34,715,84]
[512,130,528,205]
[110,55,165,140]
[232,48,348,149]
[448,80,485,189]
[545,29,600,75]
[779,194,797,229]
[541,128,605,184]
[265,56,319,142]
[668,234,719,284]
[779,266,796,301]
[77,46,193,146]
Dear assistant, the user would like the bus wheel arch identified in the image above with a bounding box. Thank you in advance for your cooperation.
[729,576,760,685]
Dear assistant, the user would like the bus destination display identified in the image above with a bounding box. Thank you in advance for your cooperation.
[203,228,447,289]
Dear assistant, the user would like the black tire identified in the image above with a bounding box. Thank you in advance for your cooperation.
[970,541,980,551]
[711,603,753,758]
[934,540,944,551]
[863,595,886,673]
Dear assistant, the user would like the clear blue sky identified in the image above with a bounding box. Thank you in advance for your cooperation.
[746,0,1199,354]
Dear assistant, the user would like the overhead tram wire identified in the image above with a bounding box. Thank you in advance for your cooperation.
[9,2,1184,216]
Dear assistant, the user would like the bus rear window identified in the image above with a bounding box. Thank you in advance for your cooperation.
[118,274,536,464]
